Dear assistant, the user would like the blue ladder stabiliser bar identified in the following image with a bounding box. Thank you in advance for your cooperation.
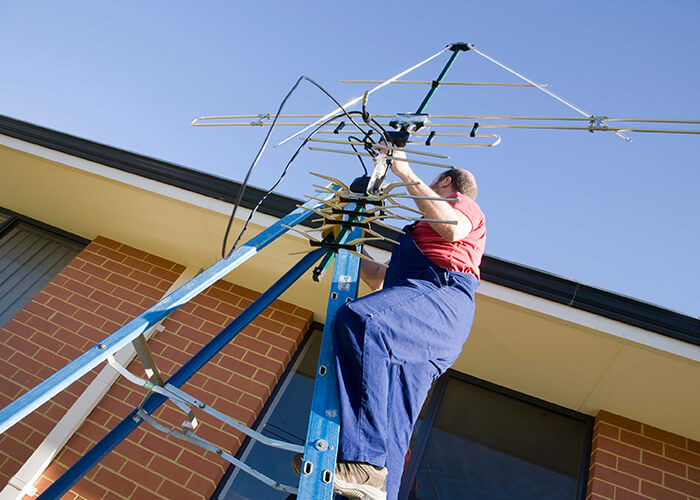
[297,226,362,500]
[39,246,330,500]
[0,188,338,436]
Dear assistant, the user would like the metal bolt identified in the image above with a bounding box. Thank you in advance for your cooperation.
[315,439,328,451]
[98,344,107,350]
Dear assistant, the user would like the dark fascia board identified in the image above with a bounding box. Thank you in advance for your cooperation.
[2,114,698,346]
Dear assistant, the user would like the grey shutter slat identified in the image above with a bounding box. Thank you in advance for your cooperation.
[0,224,83,328]
[0,227,34,261]
[0,237,52,291]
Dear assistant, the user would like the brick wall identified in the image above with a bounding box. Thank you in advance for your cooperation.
[0,236,313,499]
[587,410,700,500]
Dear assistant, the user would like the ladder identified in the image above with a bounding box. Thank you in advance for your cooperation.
[0,43,480,500]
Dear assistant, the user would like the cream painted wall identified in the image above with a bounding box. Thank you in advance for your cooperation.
[3,138,700,442]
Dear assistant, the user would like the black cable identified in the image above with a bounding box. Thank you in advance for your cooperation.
[220,76,373,259]
[226,110,374,255]
[347,135,369,175]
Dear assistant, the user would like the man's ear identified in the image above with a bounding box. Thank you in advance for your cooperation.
[441,175,452,188]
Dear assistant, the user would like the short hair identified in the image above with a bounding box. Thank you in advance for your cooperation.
[438,168,478,200]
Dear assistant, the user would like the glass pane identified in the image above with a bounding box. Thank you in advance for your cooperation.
[410,377,588,500]
[218,329,322,499]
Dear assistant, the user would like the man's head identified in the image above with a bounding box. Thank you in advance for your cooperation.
[430,168,478,200]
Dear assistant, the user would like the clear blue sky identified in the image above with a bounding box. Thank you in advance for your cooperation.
[1,1,698,317]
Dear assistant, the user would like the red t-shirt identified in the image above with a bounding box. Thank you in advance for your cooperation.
[411,192,486,279]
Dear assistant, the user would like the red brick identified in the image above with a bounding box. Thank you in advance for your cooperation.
[62,266,90,283]
[176,324,212,347]
[130,486,164,500]
[210,399,256,427]
[27,315,59,335]
[643,425,687,449]
[150,266,179,282]
[100,259,131,276]
[10,351,47,377]
[114,439,155,465]
[6,334,37,354]
[119,245,148,260]
[135,283,162,300]
[588,478,615,498]
[270,309,310,330]
[179,449,224,477]
[71,477,109,500]
[64,278,93,296]
[95,305,130,325]
[687,439,700,455]
[666,444,700,468]
[1,436,33,459]
[95,246,126,263]
[81,262,110,280]
[203,378,243,402]
[216,301,244,318]
[143,253,175,270]
[86,276,117,295]
[129,269,161,288]
[65,433,94,455]
[598,411,643,434]
[665,473,700,497]
[688,465,700,483]
[93,237,121,250]
[642,451,687,477]
[243,350,283,374]
[239,393,264,414]
[13,369,43,389]
[112,286,144,305]
[116,300,144,317]
[641,481,686,500]
[52,311,84,331]
[23,301,55,319]
[73,309,107,329]
[593,464,639,491]
[252,315,285,334]
[235,334,270,356]
[139,431,183,461]
[149,455,192,481]
[192,305,228,326]
[34,348,68,370]
[257,330,297,352]
[618,457,663,484]
[90,290,122,309]
[94,467,135,497]
[46,296,79,317]
[231,284,260,301]
[122,255,152,272]
[157,479,194,499]
[613,488,648,500]
[280,325,305,341]
[621,430,664,455]
[268,346,291,364]
[78,249,107,266]
[187,472,216,497]
[79,324,107,343]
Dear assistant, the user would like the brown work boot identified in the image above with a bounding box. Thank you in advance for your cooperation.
[333,460,387,500]
[290,455,387,499]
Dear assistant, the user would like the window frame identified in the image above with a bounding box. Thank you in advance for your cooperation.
[399,369,594,500]
[211,322,323,500]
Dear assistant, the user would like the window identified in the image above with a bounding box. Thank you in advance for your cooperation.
[0,209,87,328]
[214,329,592,500]
[215,328,322,500]
[401,373,592,500]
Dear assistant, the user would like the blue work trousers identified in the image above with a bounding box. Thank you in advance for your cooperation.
[333,230,478,499]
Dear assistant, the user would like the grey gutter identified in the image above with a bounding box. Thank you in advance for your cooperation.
[1,114,698,346]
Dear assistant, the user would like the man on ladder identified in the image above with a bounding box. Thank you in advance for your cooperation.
[324,150,486,499]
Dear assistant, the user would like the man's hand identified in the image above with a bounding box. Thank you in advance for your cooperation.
[388,148,415,182]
